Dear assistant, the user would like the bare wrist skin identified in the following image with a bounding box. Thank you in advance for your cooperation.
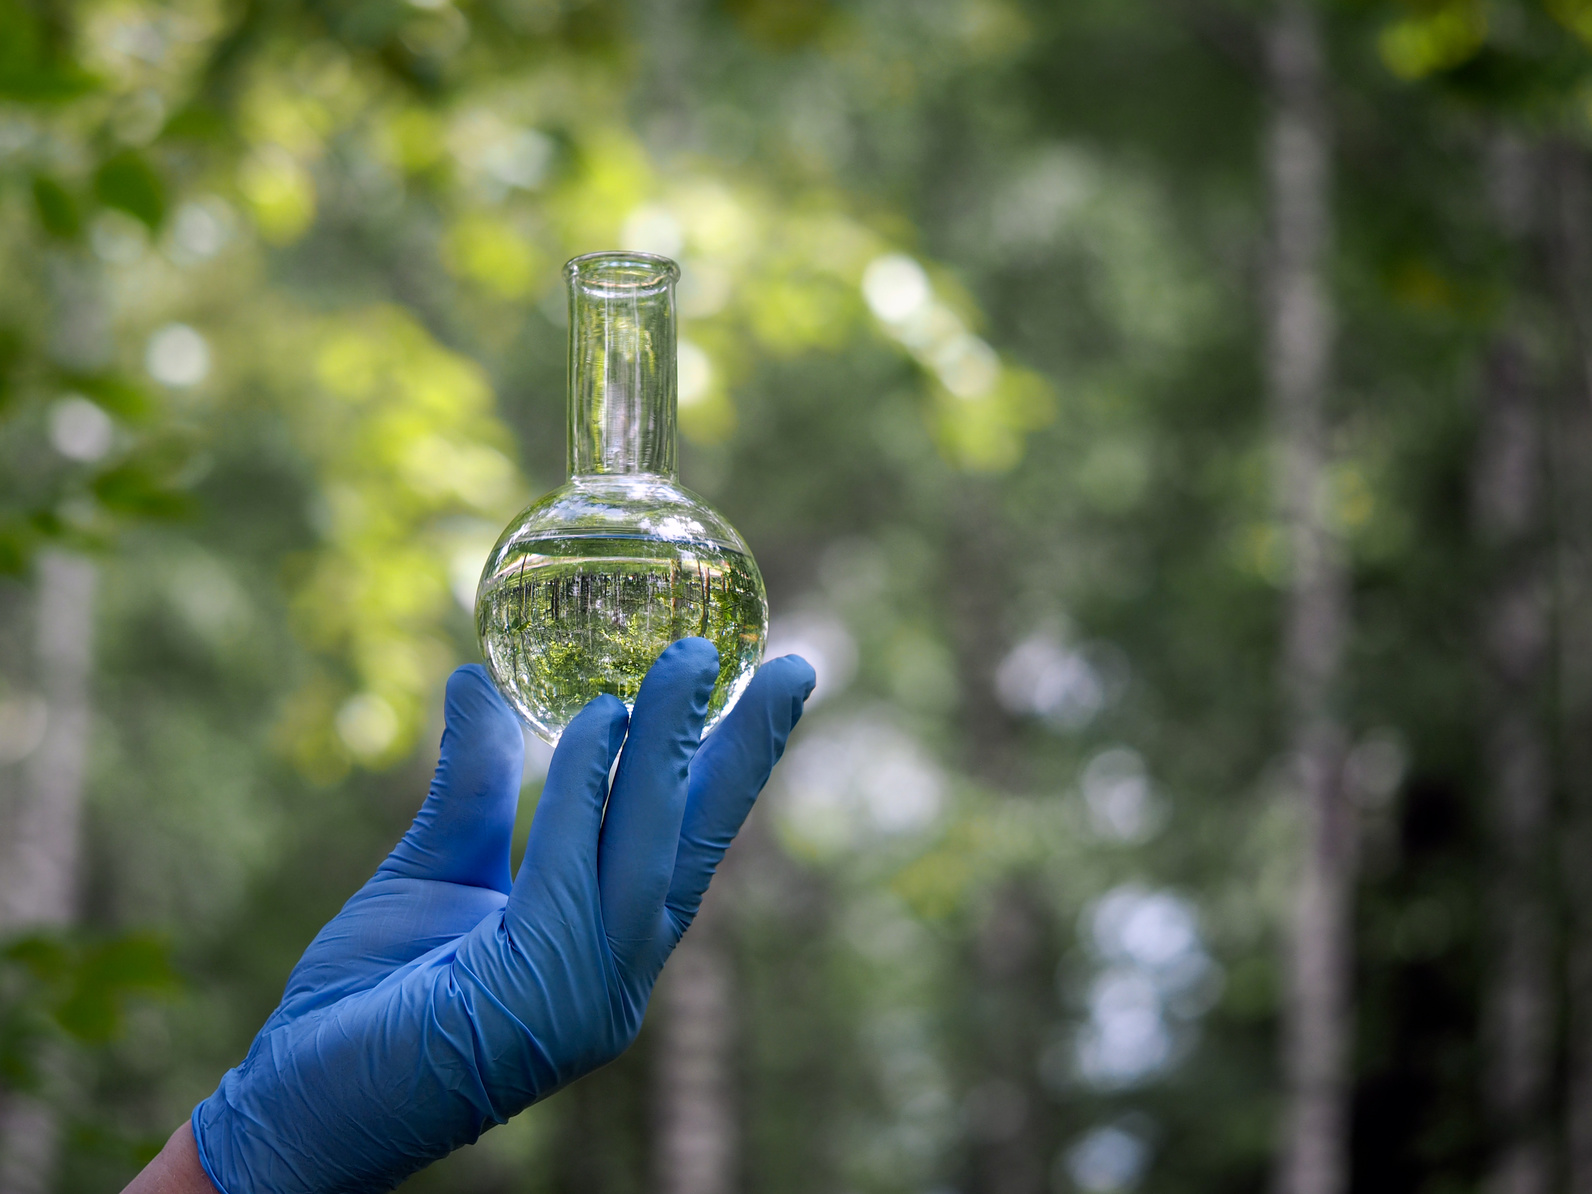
[122,1121,218,1194]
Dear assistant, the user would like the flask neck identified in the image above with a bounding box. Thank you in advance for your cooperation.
[566,252,680,480]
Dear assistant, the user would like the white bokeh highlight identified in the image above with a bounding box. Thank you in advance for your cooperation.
[863,254,931,323]
[1063,1123,1151,1193]
[146,323,211,387]
[1075,886,1222,1087]
[779,713,944,852]
[677,339,712,408]
[996,631,1105,729]
[49,396,114,462]
[1081,747,1165,843]
[170,197,235,261]
[336,693,398,758]
[861,253,1002,401]
[764,612,857,708]
[480,129,553,191]
[621,203,684,259]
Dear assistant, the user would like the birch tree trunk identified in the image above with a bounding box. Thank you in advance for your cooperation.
[653,865,738,1194]
[1264,6,1354,1194]
[0,551,97,1194]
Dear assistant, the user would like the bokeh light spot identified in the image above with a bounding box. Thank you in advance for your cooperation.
[146,323,211,387]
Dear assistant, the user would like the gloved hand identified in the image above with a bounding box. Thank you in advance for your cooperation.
[191,638,814,1193]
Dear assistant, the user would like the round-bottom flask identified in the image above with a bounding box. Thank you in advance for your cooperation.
[476,253,768,745]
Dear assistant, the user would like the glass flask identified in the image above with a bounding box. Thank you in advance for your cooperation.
[475,251,768,745]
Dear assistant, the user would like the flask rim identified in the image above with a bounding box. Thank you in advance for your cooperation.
[565,251,680,295]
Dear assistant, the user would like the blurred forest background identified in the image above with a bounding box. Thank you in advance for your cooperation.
[3,0,1592,1191]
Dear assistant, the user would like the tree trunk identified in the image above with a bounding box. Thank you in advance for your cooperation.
[1474,331,1553,1194]
[1264,6,1354,1194]
[0,551,97,1194]
[967,882,1048,1194]
[2,552,97,927]
[653,870,738,1194]
[1471,135,1556,1194]
[637,0,695,158]
[1548,141,1592,1194]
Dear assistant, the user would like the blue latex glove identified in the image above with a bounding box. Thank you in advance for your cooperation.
[191,638,814,1193]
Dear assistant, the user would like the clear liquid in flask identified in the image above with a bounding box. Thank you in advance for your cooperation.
[477,533,766,743]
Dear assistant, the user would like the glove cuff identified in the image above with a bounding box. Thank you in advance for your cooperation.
[189,1099,232,1194]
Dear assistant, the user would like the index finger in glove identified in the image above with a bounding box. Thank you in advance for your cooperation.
[378,665,525,892]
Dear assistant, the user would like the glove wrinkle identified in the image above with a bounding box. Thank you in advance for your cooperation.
[277,878,510,1023]
[423,989,500,1131]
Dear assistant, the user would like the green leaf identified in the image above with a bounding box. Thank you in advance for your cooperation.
[94,151,165,232]
[3,934,71,981]
[0,0,97,102]
[0,514,42,575]
[83,935,178,993]
[55,935,179,1043]
[723,0,832,48]
[0,929,179,1097]
[161,102,229,142]
[92,460,193,520]
[0,537,33,575]
[60,372,156,423]
[0,325,23,413]
[331,0,411,48]
[32,174,79,239]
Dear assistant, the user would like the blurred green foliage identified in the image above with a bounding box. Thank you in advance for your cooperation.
[0,932,178,1092]
[1,0,1591,1190]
